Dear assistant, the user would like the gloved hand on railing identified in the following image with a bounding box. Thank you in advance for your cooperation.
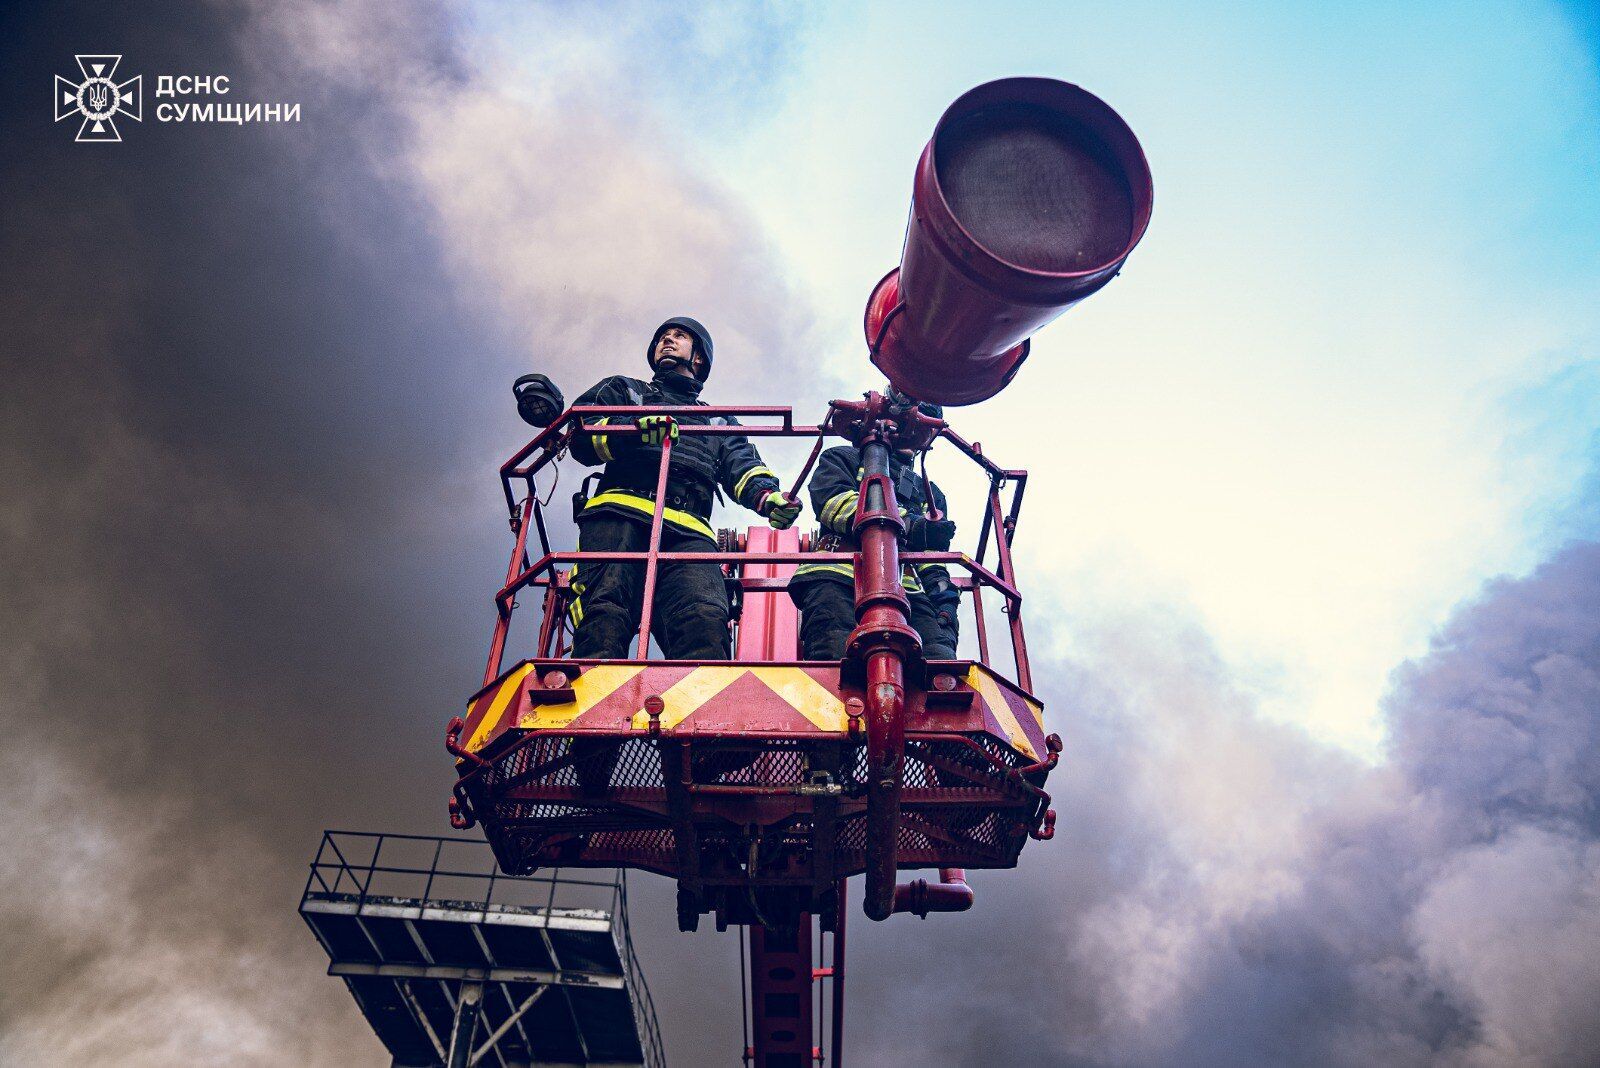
[636,413,679,447]
[759,491,803,530]
[904,515,957,551]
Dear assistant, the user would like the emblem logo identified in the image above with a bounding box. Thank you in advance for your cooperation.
[55,55,142,142]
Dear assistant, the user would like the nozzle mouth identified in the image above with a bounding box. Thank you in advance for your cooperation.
[935,100,1136,276]
[864,77,1153,406]
[922,77,1154,300]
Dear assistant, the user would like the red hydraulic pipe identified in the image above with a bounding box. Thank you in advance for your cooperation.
[844,428,923,922]
[866,77,1153,405]
[891,868,974,918]
[862,647,907,922]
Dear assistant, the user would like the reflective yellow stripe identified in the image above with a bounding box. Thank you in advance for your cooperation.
[795,561,855,580]
[465,663,537,751]
[517,664,647,731]
[793,559,921,591]
[820,491,858,531]
[591,418,613,463]
[822,491,856,521]
[626,666,847,732]
[733,464,776,502]
[583,489,716,541]
[566,567,584,625]
[966,665,1038,759]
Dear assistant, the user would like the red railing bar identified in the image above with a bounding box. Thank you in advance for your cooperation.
[633,434,674,659]
[486,556,1017,604]
[551,423,821,447]
[788,430,828,503]
[486,401,1034,690]
[484,495,536,686]
[970,583,991,665]
[937,426,1008,481]
[498,405,813,514]
[987,482,1032,692]
[535,580,561,660]
[1005,472,1028,545]
[499,418,572,476]
[486,549,1024,607]
[569,404,795,420]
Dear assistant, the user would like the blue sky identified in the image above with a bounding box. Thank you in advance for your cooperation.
[463,0,1600,752]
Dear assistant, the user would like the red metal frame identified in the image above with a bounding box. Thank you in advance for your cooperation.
[480,408,1032,687]
[451,400,1055,1067]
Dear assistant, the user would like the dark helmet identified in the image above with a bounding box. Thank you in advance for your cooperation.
[648,316,714,381]
[512,373,565,427]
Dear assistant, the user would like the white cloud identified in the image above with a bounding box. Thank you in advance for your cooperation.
[687,0,1600,751]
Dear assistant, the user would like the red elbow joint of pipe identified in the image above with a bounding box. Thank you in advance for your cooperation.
[1031,808,1057,841]
[445,716,487,767]
[892,870,975,918]
[448,795,474,831]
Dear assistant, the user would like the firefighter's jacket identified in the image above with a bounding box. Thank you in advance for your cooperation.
[569,371,780,544]
[793,445,956,603]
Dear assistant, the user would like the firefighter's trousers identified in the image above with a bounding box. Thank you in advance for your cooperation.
[568,514,731,660]
[788,574,956,661]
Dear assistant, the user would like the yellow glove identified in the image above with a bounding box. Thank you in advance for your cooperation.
[636,413,679,447]
[760,490,802,530]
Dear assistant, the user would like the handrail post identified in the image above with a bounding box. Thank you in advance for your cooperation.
[969,581,991,666]
[421,838,443,904]
[485,494,537,687]
[362,835,383,907]
[634,434,674,659]
[987,482,1032,693]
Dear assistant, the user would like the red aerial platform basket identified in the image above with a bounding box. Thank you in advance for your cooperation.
[448,402,1057,935]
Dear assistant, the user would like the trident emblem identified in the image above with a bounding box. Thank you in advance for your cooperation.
[54,55,142,142]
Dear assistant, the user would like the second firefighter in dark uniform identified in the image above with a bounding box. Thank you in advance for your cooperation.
[788,409,960,661]
[565,317,802,659]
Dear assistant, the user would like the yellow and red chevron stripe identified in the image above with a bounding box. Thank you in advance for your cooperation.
[625,666,847,732]
[963,665,1046,760]
[461,660,1046,760]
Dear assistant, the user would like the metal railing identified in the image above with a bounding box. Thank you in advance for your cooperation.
[302,831,666,1068]
[482,403,1034,694]
[615,872,666,1064]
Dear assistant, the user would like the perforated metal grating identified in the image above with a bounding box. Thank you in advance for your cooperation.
[463,731,1041,880]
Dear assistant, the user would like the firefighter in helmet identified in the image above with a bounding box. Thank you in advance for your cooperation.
[519,317,802,660]
[787,402,960,661]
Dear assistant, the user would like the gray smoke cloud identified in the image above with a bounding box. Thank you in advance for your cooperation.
[3,1,1598,1065]
[0,0,816,1062]
[843,540,1600,1067]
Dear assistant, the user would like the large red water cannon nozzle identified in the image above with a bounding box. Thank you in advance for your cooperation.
[866,77,1153,406]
